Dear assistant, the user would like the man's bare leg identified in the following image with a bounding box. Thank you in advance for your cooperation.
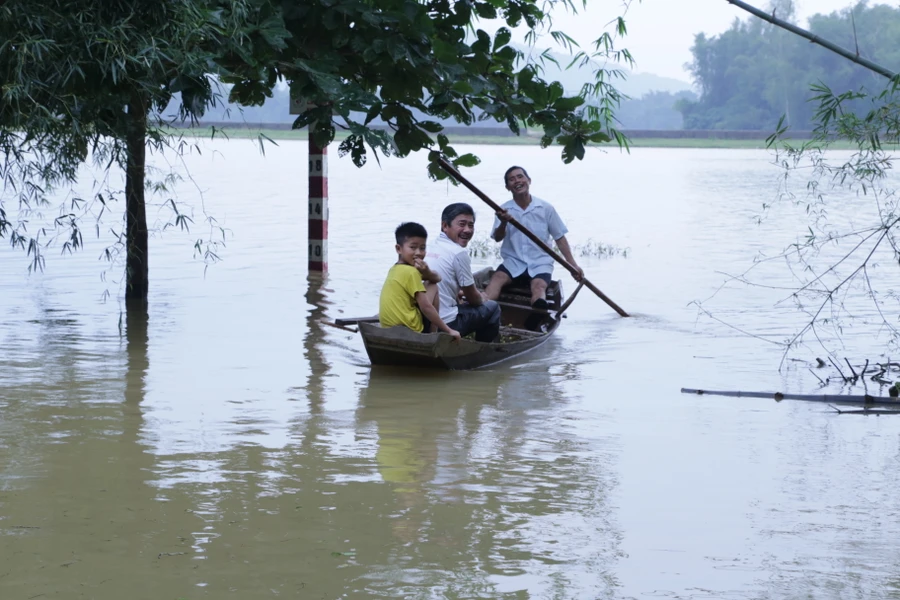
[524,277,550,332]
[484,270,512,301]
[529,278,548,307]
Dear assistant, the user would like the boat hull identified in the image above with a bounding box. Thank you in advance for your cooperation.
[359,320,560,370]
[358,269,565,370]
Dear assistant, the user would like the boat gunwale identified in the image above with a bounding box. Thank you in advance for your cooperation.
[357,269,566,369]
[358,316,562,370]
[358,321,558,350]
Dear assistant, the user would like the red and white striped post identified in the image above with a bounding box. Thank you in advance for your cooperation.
[290,95,330,274]
[308,139,328,273]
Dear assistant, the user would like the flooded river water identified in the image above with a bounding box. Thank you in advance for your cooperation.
[2,141,900,599]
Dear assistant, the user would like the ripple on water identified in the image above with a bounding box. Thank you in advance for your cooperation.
[2,145,900,598]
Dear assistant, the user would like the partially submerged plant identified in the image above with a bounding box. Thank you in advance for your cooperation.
[575,238,629,258]
[467,234,628,260]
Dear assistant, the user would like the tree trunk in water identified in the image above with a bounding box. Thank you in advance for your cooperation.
[125,95,149,304]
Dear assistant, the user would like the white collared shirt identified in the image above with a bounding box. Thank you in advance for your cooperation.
[490,195,567,277]
[426,232,475,323]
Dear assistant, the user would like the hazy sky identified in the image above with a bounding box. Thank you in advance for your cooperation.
[501,0,872,82]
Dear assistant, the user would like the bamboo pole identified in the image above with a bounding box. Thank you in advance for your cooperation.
[554,281,584,321]
[437,158,630,317]
[829,406,900,415]
[681,387,900,405]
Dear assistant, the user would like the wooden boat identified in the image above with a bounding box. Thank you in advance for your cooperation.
[338,268,578,370]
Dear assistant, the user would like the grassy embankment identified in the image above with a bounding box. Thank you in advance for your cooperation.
[179,126,882,151]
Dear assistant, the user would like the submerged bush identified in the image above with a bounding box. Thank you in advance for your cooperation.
[467,234,629,259]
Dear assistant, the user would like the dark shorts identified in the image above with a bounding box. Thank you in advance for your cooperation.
[447,300,501,343]
[497,264,551,287]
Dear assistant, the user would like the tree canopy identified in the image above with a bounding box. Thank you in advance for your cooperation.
[0,0,634,301]
[221,0,629,174]
[0,0,277,299]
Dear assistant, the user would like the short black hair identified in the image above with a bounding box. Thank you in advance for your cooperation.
[395,222,428,245]
[441,202,475,227]
[504,165,530,184]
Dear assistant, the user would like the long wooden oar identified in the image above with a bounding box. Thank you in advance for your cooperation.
[437,158,630,318]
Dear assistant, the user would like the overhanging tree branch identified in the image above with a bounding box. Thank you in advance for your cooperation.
[725,0,897,80]
[689,3,900,359]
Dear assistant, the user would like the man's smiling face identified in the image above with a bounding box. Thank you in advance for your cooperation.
[442,214,475,248]
[505,168,530,196]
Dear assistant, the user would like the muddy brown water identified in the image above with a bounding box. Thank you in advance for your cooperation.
[3,143,900,599]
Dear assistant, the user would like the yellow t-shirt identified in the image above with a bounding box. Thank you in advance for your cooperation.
[379,263,425,332]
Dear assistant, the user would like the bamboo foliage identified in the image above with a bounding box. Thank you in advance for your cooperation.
[0,0,270,300]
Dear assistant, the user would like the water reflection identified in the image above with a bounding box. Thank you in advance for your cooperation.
[0,303,211,597]
[358,368,486,540]
[355,362,622,598]
[303,274,331,414]
[123,306,148,446]
[745,414,900,600]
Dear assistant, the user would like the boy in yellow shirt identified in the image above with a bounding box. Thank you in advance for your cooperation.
[379,222,461,341]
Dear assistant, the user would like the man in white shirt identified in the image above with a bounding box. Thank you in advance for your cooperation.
[427,203,501,342]
[484,166,583,330]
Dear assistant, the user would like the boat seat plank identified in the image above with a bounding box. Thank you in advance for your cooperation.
[499,326,548,338]
[335,315,380,326]
[495,300,552,315]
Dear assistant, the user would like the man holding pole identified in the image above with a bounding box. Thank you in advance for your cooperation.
[435,157,628,318]
[484,166,584,330]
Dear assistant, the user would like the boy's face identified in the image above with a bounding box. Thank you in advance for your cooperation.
[442,214,475,248]
[396,236,427,265]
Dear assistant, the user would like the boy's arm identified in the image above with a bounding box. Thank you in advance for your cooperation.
[414,259,441,283]
[421,266,441,284]
[415,292,461,341]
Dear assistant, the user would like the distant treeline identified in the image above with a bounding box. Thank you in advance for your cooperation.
[678,1,900,130]
[189,85,695,131]
[617,90,694,129]
[185,4,900,134]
